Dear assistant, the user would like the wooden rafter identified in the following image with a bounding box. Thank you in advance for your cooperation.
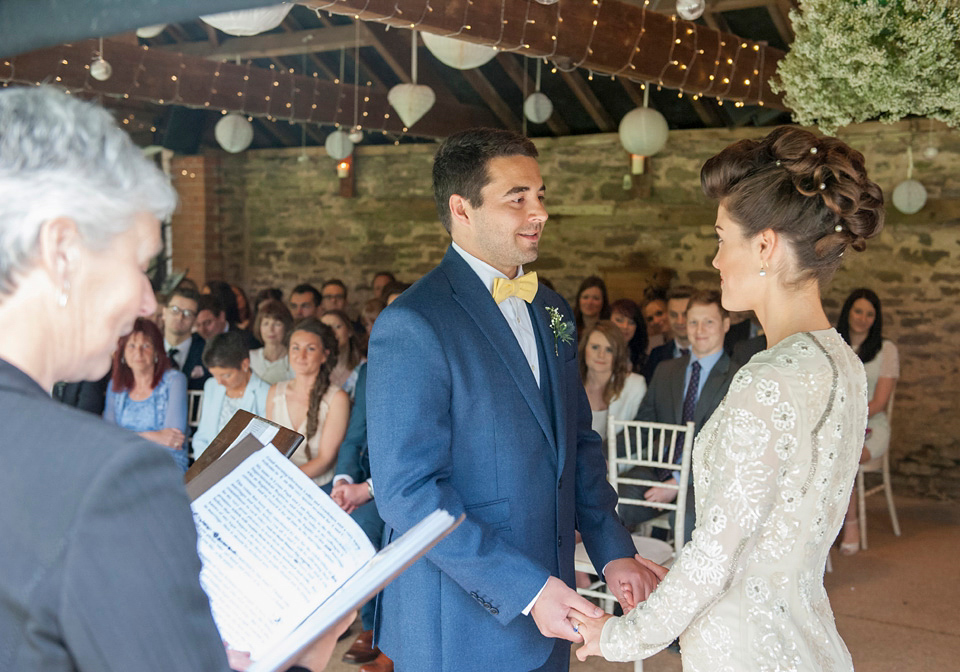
[559,70,615,132]
[4,39,497,138]
[496,54,570,136]
[165,25,374,60]
[303,0,787,109]
[459,67,521,131]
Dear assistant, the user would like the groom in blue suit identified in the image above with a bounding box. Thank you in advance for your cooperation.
[367,129,659,672]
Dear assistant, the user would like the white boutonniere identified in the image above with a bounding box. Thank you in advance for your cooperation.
[545,306,574,356]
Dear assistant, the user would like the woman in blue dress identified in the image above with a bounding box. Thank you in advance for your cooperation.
[104,317,188,471]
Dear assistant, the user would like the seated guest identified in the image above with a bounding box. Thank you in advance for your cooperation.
[321,309,365,397]
[203,280,241,326]
[192,331,271,459]
[574,275,611,338]
[724,309,763,355]
[610,298,649,374]
[382,280,411,306]
[620,289,734,544]
[249,299,295,385]
[330,363,392,670]
[320,279,348,315]
[580,321,647,444]
[253,287,284,313]
[371,271,396,300]
[359,297,385,356]
[266,319,349,486]
[162,286,210,391]
[837,288,900,555]
[640,291,668,353]
[289,282,322,320]
[103,318,188,472]
[52,372,110,415]
[195,293,258,349]
[231,283,253,330]
[642,285,695,382]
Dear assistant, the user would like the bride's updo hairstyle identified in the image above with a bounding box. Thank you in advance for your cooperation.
[701,126,884,285]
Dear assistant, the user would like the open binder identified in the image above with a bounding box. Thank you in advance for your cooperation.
[187,433,462,672]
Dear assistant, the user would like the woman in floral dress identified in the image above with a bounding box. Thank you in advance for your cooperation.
[572,126,885,671]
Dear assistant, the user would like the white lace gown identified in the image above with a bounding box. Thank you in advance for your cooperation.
[600,329,867,672]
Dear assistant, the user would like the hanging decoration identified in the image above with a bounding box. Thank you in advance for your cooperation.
[676,0,706,21]
[325,129,354,160]
[215,112,254,153]
[200,3,293,37]
[348,20,364,145]
[388,30,436,128]
[90,37,112,81]
[891,146,927,215]
[618,86,668,174]
[523,59,553,124]
[421,32,497,71]
[534,0,560,4]
[135,25,167,39]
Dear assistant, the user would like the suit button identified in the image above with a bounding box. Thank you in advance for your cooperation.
[490,608,499,615]
[557,535,562,547]
[470,591,478,599]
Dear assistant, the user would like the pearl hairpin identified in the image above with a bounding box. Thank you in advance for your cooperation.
[834,224,843,232]
[810,147,818,154]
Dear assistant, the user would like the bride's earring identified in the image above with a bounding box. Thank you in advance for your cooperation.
[57,279,71,307]
[759,261,767,277]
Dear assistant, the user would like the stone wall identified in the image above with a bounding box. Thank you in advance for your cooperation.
[170,120,960,498]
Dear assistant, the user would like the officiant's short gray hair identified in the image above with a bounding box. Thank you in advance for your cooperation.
[433,127,538,233]
[0,86,177,296]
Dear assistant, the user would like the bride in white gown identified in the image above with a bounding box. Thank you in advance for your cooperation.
[572,126,886,671]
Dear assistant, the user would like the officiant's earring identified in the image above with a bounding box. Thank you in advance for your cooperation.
[759,261,767,277]
[57,280,70,307]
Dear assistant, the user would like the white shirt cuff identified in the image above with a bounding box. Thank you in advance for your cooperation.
[332,474,354,485]
[522,579,549,616]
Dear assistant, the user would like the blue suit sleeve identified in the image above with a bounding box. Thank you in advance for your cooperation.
[367,306,550,624]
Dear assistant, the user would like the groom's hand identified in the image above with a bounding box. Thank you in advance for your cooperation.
[603,557,661,611]
[530,576,602,642]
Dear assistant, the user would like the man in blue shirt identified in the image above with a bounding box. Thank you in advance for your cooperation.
[621,289,735,544]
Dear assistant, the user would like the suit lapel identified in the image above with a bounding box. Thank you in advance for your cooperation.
[443,249,556,452]
[529,293,565,459]
[694,352,731,426]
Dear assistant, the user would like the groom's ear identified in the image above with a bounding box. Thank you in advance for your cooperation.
[448,194,472,231]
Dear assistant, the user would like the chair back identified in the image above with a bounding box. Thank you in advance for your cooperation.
[607,416,695,555]
[187,389,204,430]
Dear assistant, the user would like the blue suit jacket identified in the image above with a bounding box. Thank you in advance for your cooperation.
[367,247,635,671]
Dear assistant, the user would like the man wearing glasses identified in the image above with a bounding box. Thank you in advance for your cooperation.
[162,287,210,391]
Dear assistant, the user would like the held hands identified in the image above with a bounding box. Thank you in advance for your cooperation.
[530,576,603,643]
[330,480,372,514]
[603,555,662,611]
[567,608,611,662]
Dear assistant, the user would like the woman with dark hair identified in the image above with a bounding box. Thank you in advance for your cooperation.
[573,126,884,671]
[249,299,295,384]
[266,318,349,485]
[579,321,647,444]
[641,289,669,353]
[574,275,611,338]
[192,331,271,458]
[836,288,899,554]
[230,283,252,330]
[321,309,364,398]
[609,298,649,374]
[104,317,188,472]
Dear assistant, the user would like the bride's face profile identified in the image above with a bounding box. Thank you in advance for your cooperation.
[712,206,761,313]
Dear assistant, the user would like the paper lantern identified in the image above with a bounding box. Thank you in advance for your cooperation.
[535,0,560,4]
[676,0,706,21]
[90,58,112,81]
[892,180,927,215]
[200,3,292,37]
[325,130,354,160]
[136,24,167,39]
[421,32,497,70]
[215,113,254,153]
[524,92,553,124]
[388,83,436,128]
[619,107,669,157]
[348,128,364,144]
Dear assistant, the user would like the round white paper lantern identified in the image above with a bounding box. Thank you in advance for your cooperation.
[347,128,364,144]
[676,0,706,21]
[215,113,254,153]
[535,0,560,4]
[524,92,553,124]
[619,107,669,156]
[421,32,497,70]
[136,24,167,39]
[90,59,113,81]
[200,3,293,37]
[922,146,939,160]
[388,83,436,128]
[325,130,354,160]
[892,179,927,215]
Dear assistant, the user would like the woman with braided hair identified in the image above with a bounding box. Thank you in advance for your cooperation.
[572,126,885,671]
[266,318,349,485]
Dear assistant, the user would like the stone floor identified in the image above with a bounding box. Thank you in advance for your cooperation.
[324,495,960,671]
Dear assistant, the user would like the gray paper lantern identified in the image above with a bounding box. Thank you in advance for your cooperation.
[619,107,669,157]
[324,130,354,160]
[892,179,927,215]
[90,58,112,81]
[524,92,553,124]
[214,113,254,153]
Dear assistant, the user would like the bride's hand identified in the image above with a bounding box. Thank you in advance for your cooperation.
[568,607,612,661]
[634,553,669,582]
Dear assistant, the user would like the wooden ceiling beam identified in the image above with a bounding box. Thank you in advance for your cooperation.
[769,0,796,45]
[495,54,570,136]
[5,39,496,138]
[305,15,387,91]
[559,70,615,132]
[302,0,787,110]
[459,68,521,131]
[163,25,373,60]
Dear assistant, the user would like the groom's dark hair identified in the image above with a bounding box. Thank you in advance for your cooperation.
[433,127,539,233]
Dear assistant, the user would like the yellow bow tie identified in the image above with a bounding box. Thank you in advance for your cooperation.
[492,272,538,304]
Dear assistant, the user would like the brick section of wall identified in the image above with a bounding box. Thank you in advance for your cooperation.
[174,120,960,498]
[169,153,225,286]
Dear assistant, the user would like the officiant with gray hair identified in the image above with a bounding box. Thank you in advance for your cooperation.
[0,85,348,672]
